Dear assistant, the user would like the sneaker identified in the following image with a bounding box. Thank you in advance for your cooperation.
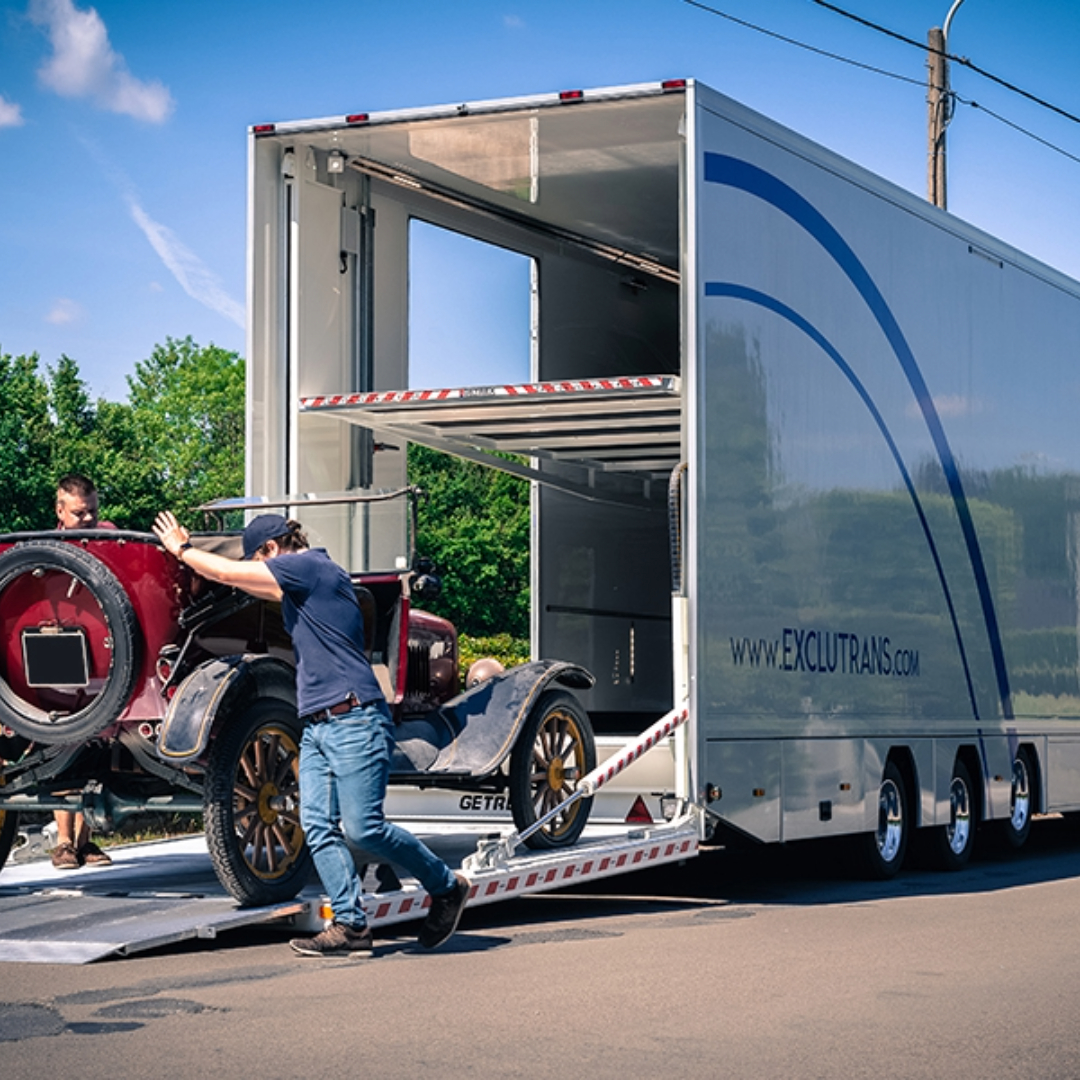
[51,842,80,870]
[418,872,471,950]
[78,841,112,866]
[289,921,373,958]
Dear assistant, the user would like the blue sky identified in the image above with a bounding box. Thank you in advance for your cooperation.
[2,0,1079,401]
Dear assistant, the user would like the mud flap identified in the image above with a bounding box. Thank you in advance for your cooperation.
[157,655,296,762]
[393,659,593,777]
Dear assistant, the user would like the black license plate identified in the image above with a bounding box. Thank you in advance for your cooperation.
[22,628,90,688]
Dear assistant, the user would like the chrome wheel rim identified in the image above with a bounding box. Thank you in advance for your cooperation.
[946,774,972,855]
[876,778,904,863]
[1010,756,1031,833]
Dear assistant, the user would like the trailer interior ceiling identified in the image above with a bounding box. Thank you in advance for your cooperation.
[293,89,685,274]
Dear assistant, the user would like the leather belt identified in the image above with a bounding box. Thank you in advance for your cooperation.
[302,696,361,724]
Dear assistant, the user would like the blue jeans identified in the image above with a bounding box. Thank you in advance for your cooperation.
[298,700,456,930]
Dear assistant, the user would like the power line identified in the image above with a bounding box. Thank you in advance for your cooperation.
[957,95,1080,167]
[681,0,923,87]
[683,0,1080,170]
[811,0,1080,129]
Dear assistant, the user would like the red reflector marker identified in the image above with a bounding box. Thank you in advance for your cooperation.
[346,113,369,125]
[559,89,584,102]
[624,795,654,825]
[661,79,687,91]
[252,123,276,134]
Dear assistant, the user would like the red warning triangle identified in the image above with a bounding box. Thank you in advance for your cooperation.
[624,795,654,824]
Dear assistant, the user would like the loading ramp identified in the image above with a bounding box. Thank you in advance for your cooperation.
[0,818,698,965]
[0,709,699,964]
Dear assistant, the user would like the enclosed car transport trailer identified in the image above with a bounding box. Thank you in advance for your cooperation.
[4,77,1080,963]
[250,76,1080,880]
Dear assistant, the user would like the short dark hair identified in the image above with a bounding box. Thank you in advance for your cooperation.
[260,520,308,556]
[57,473,97,498]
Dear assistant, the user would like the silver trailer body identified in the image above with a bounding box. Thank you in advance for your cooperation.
[248,79,1080,857]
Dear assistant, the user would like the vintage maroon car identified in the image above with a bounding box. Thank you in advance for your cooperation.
[0,526,595,904]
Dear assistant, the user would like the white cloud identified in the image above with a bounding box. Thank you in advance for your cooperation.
[0,96,24,128]
[126,197,245,328]
[29,0,173,122]
[46,297,82,324]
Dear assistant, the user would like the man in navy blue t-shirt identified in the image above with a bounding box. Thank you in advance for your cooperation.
[153,510,470,957]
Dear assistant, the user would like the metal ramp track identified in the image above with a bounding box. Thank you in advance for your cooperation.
[290,817,700,934]
[0,892,307,965]
[0,836,313,965]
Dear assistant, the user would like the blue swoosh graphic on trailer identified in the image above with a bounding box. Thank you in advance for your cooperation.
[703,152,1013,721]
[704,282,980,719]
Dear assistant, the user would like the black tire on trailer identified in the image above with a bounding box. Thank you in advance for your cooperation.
[924,758,977,871]
[0,540,140,743]
[204,698,312,906]
[509,689,595,851]
[854,760,909,879]
[996,745,1035,851]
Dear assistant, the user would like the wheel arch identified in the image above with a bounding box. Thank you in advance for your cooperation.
[955,743,985,823]
[1018,741,1044,815]
[884,744,919,826]
[428,659,594,776]
[157,654,296,763]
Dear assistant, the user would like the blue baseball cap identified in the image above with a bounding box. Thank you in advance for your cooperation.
[242,513,291,559]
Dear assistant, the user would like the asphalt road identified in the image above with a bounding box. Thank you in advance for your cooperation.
[3,817,1080,1080]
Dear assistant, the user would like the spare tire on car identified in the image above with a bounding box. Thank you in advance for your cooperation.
[0,539,141,744]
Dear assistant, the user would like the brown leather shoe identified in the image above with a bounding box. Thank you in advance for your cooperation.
[51,842,80,870]
[290,921,374,958]
[78,841,112,867]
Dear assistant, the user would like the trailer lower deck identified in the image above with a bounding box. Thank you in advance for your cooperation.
[0,814,698,964]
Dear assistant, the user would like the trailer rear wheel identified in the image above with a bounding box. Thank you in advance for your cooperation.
[204,698,312,906]
[996,747,1034,850]
[855,761,908,879]
[510,690,595,850]
[924,759,976,871]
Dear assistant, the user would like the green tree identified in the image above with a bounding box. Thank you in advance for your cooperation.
[409,445,530,639]
[0,351,52,530]
[127,336,245,516]
[0,340,244,534]
[44,355,149,528]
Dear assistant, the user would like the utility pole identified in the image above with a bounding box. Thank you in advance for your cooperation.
[927,25,949,208]
[927,0,966,210]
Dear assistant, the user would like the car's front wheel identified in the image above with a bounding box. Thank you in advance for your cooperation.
[204,698,312,906]
[509,689,595,850]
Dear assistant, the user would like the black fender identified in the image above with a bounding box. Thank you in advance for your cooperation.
[157,654,296,763]
[393,659,594,778]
